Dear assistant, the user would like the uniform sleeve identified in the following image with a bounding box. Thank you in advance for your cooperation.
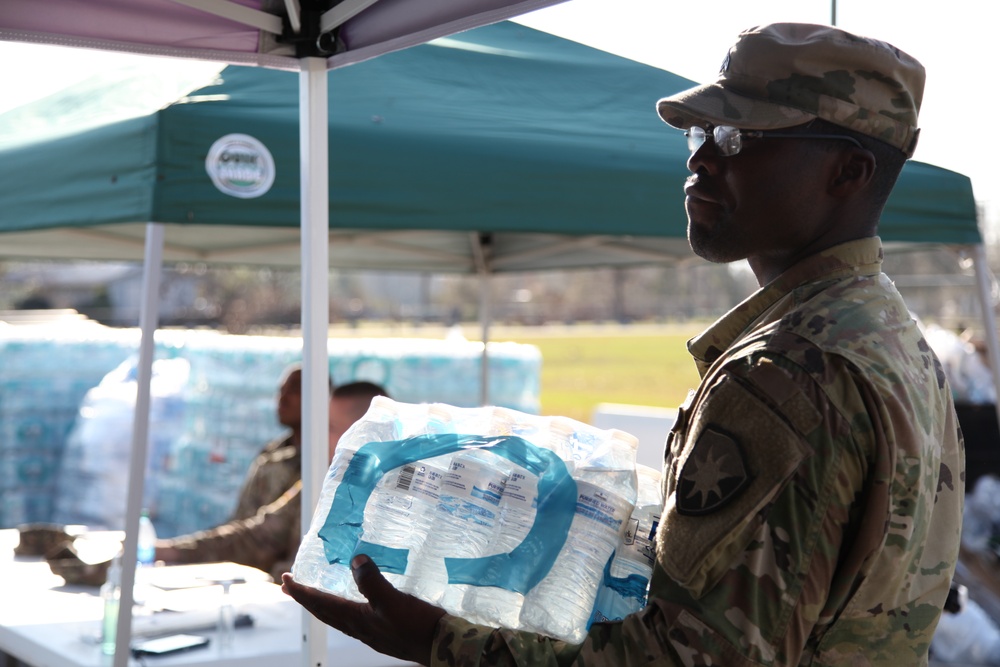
[230,454,268,521]
[432,616,575,667]
[432,352,874,667]
[432,599,710,667]
[160,480,302,578]
[230,436,300,521]
[647,353,872,665]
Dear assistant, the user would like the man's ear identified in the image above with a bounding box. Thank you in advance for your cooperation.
[829,148,877,197]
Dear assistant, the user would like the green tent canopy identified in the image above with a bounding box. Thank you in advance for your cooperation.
[0,18,992,452]
[0,19,989,421]
[0,21,980,272]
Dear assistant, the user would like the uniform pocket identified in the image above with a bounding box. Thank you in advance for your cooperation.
[657,375,808,598]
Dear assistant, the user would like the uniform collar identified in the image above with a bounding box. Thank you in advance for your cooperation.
[688,237,884,374]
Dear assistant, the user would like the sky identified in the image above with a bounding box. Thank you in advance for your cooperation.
[0,0,996,229]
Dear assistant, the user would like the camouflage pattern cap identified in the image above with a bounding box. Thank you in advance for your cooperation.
[656,23,925,156]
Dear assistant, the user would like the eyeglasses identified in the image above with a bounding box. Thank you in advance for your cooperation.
[684,125,864,157]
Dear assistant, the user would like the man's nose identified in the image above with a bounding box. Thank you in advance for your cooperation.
[686,140,722,175]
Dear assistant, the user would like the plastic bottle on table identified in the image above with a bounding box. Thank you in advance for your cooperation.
[589,464,662,625]
[137,509,157,566]
[930,596,1000,664]
[133,508,158,604]
[100,554,122,656]
[519,428,638,643]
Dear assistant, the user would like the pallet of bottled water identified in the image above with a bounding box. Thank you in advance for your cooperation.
[293,397,662,644]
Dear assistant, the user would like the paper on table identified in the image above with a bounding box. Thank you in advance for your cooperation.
[142,562,272,590]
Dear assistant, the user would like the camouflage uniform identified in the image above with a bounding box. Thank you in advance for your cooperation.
[431,238,964,666]
[159,433,301,578]
[231,433,301,520]
[158,480,302,580]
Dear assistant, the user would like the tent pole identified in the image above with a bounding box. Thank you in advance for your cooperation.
[300,57,330,667]
[972,244,1000,431]
[113,222,164,667]
[471,232,491,406]
[480,272,492,405]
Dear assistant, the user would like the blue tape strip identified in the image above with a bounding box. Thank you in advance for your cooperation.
[600,551,650,602]
[317,433,575,592]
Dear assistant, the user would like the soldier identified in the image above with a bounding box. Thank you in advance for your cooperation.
[282,23,964,666]
[230,363,310,521]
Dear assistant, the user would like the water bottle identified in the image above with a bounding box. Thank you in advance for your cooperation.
[462,457,538,627]
[295,399,457,599]
[292,455,362,593]
[449,408,538,625]
[132,508,158,605]
[409,445,511,613]
[363,453,451,600]
[137,509,157,566]
[519,429,638,643]
[100,555,122,656]
[348,403,458,600]
[590,464,662,625]
[293,400,640,641]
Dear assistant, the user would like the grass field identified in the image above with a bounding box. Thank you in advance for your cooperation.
[508,324,704,423]
[333,321,706,424]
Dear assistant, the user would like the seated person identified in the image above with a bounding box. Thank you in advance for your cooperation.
[231,363,313,521]
[155,381,388,580]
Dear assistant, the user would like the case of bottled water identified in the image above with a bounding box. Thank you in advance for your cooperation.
[293,398,640,644]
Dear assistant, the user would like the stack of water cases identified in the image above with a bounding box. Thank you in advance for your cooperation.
[293,398,641,643]
[155,334,301,536]
[0,324,139,527]
[0,323,541,532]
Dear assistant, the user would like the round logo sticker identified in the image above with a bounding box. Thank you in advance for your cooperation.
[205,134,276,199]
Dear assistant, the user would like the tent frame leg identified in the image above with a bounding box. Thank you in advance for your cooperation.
[113,222,164,667]
[972,244,1000,435]
[300,57,330,667]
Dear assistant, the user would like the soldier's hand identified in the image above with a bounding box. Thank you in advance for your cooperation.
[282,555,446,666]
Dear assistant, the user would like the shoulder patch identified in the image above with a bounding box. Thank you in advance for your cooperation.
[676,426,752,516]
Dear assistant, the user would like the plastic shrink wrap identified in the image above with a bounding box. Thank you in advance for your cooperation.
[293,397,640,644]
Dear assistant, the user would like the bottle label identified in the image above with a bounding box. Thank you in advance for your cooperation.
[412,463,447,502]
[435,458,506,529]
[620,510,659,568]
[574,481,632,532]
[502,466,539,511]
[395,464,416,491]
[442,458,507,507]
